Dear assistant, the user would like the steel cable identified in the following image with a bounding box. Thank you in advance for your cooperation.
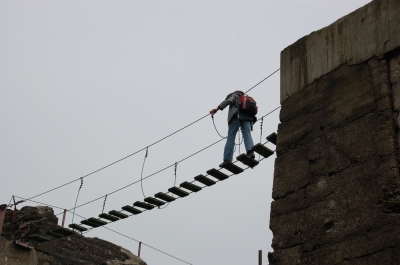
[24,69,279,202]
[13,196,193,265]
[57,106,280,215]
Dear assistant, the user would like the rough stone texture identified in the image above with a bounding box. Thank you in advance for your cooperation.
[270,0,400,263]
[280,0,400,103]
[2,207,59,244]
[0,237,38,265]
[107,248,145,265]
[0,206,146,265]
[270,53,400,265]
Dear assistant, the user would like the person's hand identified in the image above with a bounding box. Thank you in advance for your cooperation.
[210,108,218,115]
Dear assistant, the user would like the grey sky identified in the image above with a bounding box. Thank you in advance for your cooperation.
[1,1,371,264]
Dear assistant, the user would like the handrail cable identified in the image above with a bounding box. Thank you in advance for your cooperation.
[245,68,280,94]
[16,147,270,221]
[48,106,279,216]
[58,138,225,214]
[13,196,193,265]
[58,106,280,215]
[15,148,270,224]
[13,142,273,265]
[23,69,279,202]
[104,227,193,265]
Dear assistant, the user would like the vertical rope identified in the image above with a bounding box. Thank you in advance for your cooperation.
[174,162,178,186]
[72,177,83,224]
[102,195,108,213]
[238,131,241,154]
[258,117,265,160]
[158,202,170,209]
[7,196,13,208]
[162,162,177,210]
[140,147,149,199]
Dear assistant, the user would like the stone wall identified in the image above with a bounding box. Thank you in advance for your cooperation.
[269,0,400,264]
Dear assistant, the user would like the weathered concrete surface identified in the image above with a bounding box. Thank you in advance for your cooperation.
[280,0,400,103]
[270,53,400,265]
[270,0,400,264]
[0,237,38,265]
[1,206,147,265]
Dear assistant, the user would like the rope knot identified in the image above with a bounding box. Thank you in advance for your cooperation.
[79,177,84,189]
[102,194,108,213]
[174,162,178,186]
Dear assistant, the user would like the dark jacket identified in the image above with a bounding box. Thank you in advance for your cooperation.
[218,92,253,124]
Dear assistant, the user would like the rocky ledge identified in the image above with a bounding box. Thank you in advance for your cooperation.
[0,206,147,265]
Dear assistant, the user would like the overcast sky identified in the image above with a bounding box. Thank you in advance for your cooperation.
[1,1,371,264]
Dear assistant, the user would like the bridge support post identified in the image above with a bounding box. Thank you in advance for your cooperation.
[62,209,67,227]
[138,242,142,257]
[0,204,7,236]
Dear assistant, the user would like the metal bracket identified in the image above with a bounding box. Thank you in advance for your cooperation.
[14,240,33,250]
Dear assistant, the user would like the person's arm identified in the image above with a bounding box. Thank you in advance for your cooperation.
[210,108,219,115]
[210,92,236,115]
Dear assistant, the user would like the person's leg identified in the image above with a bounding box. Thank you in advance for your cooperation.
[240,121,254,154]
[223,119,240,161]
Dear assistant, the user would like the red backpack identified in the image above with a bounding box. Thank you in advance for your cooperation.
[238,94,258,116]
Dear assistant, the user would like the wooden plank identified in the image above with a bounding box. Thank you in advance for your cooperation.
[69,223,88,232]
[47,231,64,238]
[109,210,129,219]
[236,154,259,168]
[122,205,142,215]
[144,197,165,207]
[168,187,189,197]
[266,132,277,145]
[81,220,102,228]
[180,181,202,192]
[154,192,176,202]
[99,213,119,222]
[206,168,229,181]
[194,175,216,186]
[219,161,244,174]
[29,234,51,242]
[51,227,75,236]
[133,201,155,210]
[87,218,107,226]
[252,143,274,158]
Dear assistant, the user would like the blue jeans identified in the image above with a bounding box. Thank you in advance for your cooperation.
[223,119,254,161]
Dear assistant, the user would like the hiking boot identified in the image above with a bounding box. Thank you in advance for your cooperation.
[219,160,232,168]
[247,151,255,159]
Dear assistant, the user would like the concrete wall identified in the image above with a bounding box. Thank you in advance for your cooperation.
[280,0,400,104]
[269,0,400,264]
